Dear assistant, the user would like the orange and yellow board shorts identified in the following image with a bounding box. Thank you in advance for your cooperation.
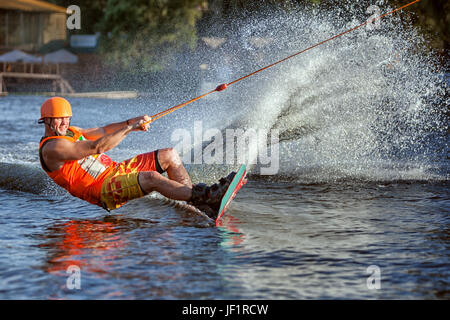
[100,151,158,210]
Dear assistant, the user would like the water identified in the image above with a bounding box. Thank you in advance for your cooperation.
[0,3,449,299]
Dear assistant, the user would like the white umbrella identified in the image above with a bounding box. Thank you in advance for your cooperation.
[0,50,42,63]
[43,49,78,64]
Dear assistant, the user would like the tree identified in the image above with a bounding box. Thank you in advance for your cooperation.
[97,0,207,72]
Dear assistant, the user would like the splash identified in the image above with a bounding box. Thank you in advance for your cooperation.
[188,1,447,183]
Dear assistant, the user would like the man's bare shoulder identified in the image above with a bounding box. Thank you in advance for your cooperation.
[40,138,73,171]
[42,137,73,153]
[42,134,96,162]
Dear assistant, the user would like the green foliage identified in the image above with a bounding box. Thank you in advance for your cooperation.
[97,0,206,72]
[46,0,448,71]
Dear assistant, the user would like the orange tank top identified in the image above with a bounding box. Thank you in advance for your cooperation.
[39,127,116,207]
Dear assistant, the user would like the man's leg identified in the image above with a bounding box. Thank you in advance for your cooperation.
[107,148,235,218]
[101,150,193,210]
[137,170,235,219]
[156,148,192,188]
[138,171,192,201]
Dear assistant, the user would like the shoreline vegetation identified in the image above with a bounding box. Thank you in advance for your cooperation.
[54,0,449,64]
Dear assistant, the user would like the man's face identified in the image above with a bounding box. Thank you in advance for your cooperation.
[48,117,71,135]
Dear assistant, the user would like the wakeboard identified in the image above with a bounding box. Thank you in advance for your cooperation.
[215,164,247,225]
[176,164,247,226]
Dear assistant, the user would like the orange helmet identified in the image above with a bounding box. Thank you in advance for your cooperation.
[39,97,72,123]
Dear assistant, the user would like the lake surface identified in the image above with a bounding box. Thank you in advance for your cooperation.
[1,5,449,299]
[0,94,447,299]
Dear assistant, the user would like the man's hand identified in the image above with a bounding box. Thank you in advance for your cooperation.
[128,115,151,131]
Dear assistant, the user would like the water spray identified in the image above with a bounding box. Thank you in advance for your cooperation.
[143,0,421,127]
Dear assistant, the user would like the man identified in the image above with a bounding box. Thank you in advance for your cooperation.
[38,97,234,218]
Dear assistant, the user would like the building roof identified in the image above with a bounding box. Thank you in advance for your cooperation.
[0,0,67,13]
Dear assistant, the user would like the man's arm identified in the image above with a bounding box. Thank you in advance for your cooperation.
[45,121,143,163]
[78,115,151,140]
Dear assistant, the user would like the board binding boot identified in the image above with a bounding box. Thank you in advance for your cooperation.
[189,172,236,220]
